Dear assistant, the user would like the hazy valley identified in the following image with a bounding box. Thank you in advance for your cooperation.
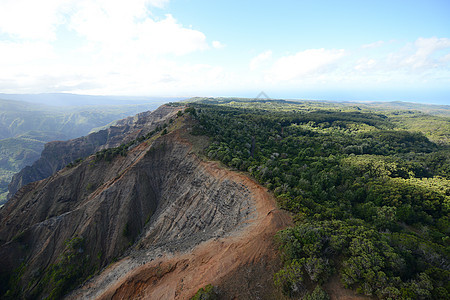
[0,95,179,204]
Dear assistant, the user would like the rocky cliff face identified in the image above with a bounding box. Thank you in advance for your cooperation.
[0,111,290,299]
[7,105,179,199]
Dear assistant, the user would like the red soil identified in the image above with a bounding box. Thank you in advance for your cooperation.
[98,161,292,300]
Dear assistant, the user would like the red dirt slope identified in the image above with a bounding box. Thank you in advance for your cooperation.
[97,162,291,300]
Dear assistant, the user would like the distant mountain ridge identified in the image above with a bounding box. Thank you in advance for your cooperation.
[0,98,164,140]
[7,105,179,200]
[0,97,177,203]
[0,93,185,107]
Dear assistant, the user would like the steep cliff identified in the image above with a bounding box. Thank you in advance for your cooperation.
[0,111,291,299]
[7,105,180,199]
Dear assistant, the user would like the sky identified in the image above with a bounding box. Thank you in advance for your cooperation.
[0,0,449,104]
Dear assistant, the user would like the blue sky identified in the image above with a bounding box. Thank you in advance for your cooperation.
[0,0,449,104]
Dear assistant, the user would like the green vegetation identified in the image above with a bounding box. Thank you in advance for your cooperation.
[91,123,167,164]
[122,222,130,238]
[303,286,330,300]
[0,133,61,204]
[1,98,448,298]
[191,284,218,300]
[388,112,450,145]
[38,237,89,299]
[0,98,158,141]
[187,99,450,299]
[3,236,98,300]
[0,98,158,203]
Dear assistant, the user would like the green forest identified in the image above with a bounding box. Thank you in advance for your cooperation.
[185,99,449,299]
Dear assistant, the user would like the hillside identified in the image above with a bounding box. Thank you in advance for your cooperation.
[6,106,179,200]
[0,98,162,140]
[0,105,292,299]
[0,98,164,203]
[186,99,450,299]
[0,132,66,201]
[0,98,448,299]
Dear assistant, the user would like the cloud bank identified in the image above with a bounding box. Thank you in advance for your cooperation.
[0,0,449,97]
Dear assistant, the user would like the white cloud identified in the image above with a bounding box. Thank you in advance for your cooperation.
[0,53,228,95]
[255,38,450,90]
[441,53,450,63]
[0,0,169,41]
[1,0,449,100]
[134,14,208,55]
[0,41,55,64]
[354,37,450,75]
[266,48,345,82]
[0,0,222,94]
[0,0,65,40]
[249,50,272,71]
[361,41,384,49]
[354,58,377,71]
[399,37,450,69]
[212,41,225,49]
[146,0,170,8]
[68,1,208,56]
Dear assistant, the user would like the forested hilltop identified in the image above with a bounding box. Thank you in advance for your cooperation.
[184,98,449,299]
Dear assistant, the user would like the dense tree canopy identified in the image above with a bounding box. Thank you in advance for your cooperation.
[188,100,449,299]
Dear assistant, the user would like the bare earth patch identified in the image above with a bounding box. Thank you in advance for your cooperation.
[71,161,290,300]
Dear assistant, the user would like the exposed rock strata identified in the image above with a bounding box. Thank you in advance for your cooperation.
[74,165,291,300]
[0,114,290,299]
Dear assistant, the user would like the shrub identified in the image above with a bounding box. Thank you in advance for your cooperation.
[191,284,218,300]
[303,286,330,300]
[273,260,306,297]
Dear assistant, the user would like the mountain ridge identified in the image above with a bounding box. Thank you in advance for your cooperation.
[0,97,170,203]
[7,105,179,199]
[0,107,293,299]
[1,98,448,299]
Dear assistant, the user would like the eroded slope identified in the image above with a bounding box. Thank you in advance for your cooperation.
[0,114,290,299]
